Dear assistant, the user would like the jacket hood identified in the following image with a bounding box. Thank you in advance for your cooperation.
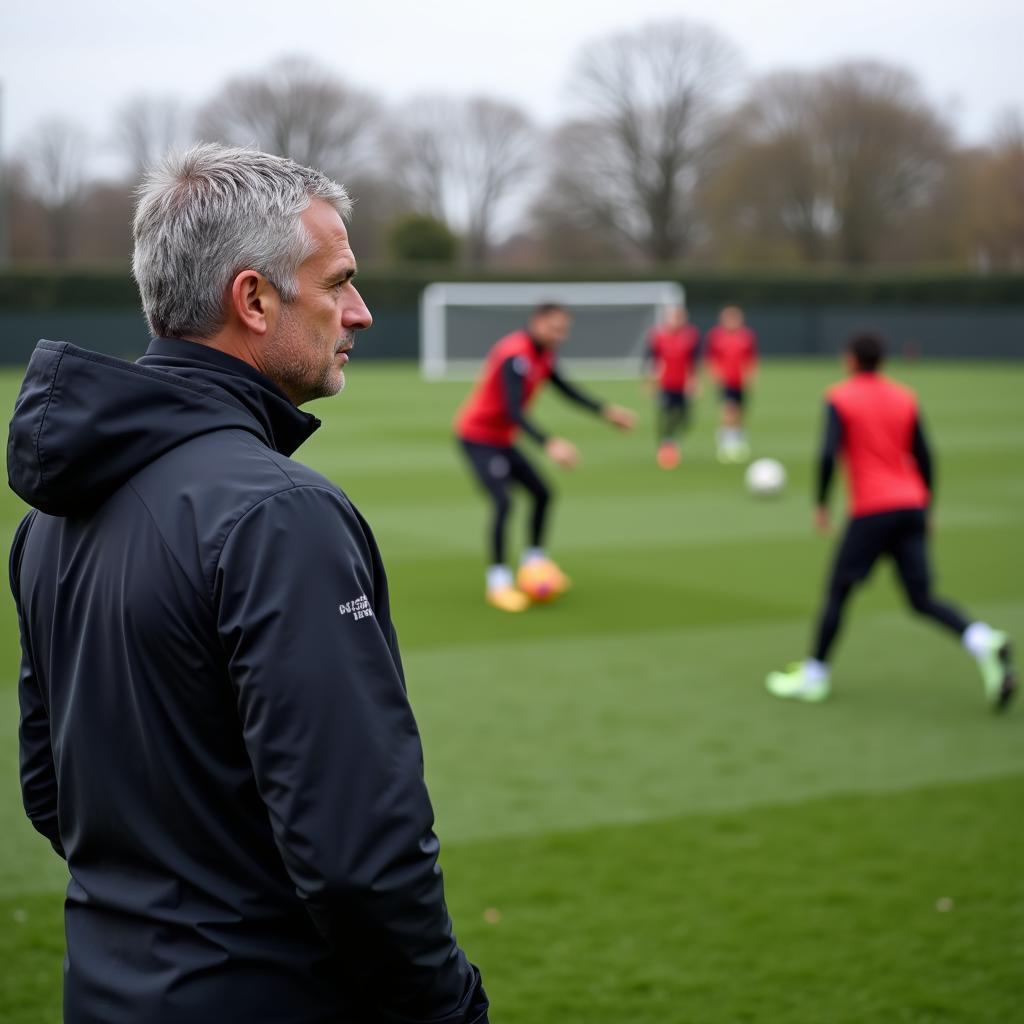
[8,339,320,517]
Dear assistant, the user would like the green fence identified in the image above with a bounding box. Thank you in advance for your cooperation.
[1,270,1021,364]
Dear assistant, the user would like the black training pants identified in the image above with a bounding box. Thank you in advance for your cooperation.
[657,389,690,443]
[459,439,551,566]
[813,507,969,662]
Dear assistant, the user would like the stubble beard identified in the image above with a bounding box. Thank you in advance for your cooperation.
[264,308,346,406]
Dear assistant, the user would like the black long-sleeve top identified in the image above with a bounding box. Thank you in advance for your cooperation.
[501,355,605,444]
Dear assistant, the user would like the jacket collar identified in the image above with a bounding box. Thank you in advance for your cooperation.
[139,338,321,456]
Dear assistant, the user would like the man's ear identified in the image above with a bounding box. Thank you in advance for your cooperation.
[229,270,278,335]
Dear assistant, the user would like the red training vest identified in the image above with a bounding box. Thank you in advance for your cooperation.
[705,326,757,388]
[455,331,556,447]
[650,325,700,392]
[828,372,930,518]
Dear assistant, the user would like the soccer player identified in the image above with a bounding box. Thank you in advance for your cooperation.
[766,333,1016,709]
[642,305,701,469]
[705,305,757,463]
[455,302,636,612]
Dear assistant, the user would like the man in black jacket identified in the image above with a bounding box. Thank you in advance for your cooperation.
[8,144,488,1024]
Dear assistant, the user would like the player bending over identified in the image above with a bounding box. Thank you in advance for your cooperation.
[705,305,757,463]
[642,305,701,470]
[766,333,1016,709]
[455,303,636,612]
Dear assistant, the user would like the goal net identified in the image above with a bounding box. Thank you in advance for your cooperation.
[420,281,685,380]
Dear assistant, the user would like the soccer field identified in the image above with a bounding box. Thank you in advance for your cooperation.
[1,358,1022,1023]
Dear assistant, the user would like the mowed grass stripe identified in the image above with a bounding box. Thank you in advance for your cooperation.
[4,774,1021,1024]
[382,518,1022,652]
[354,494,1022,564]
[410,603,1023,844]
[440,773,1024,1024]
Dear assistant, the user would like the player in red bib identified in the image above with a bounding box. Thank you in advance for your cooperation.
[455,303,636,612]
[767,333,1016,709]
[704,305,757,463]
[642,305,701,469]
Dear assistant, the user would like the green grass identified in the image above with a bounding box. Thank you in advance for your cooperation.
[1,358,1022,1023]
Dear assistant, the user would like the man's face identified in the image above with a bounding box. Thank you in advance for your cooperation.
[665,306,686,329]
[720,306,743,330]
[263,199,372,405]
[529,310,571,348]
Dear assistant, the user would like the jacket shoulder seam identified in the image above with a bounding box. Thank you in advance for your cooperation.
[214,482,352,590]
[231,430,302,490]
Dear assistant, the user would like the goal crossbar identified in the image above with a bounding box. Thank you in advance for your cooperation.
[420,280,685,380]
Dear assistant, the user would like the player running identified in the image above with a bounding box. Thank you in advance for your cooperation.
[642,305,701,469]
[705,305,757,463]
[455,302,636,612]
[766,333,1016,709]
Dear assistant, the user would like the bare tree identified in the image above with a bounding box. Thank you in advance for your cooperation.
[341,173,413,263]
[459,99,537,263]
[390,95,537,264]
[706,72,834,264]
[704,62,952,266]
[392,96,452,222]
[114,95,191,180]
[547,19,740,263]
[21,118,91,261]
[816,62,951,265]
[965,109,1024,269]
[196,56,379,177]
[3,160,49,261]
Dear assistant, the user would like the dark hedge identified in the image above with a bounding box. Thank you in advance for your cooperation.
[1,267,1021,311]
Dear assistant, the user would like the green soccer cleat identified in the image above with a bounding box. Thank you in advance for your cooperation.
[976,631,1017,712]
[766,663,830,703]
[717,439,751,464]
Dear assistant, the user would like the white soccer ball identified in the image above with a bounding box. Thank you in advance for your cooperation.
[745,458,786,498]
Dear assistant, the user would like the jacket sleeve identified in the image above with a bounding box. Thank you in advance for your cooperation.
[11,513,64,858]
[215,485,487,1024]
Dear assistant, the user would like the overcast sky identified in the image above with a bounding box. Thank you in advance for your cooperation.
[2,0,1021,175]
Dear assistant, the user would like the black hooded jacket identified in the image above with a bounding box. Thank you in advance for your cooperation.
[8,338,488,1024]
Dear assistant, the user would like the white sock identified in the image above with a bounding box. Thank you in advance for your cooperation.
[486,564,513,592]
[962,621,994,659]
[803,658,830,685]
[521,547,546,565]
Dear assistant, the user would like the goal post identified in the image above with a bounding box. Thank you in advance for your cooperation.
[419,281,686,380]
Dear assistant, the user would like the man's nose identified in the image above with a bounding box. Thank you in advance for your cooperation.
[343,287,373,331]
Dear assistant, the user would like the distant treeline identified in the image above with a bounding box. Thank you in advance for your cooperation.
[3,19,1023,273]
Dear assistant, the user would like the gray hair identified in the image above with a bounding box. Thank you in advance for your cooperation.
[132,143,352,339]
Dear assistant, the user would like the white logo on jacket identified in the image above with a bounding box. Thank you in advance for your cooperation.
[338,594,374,621]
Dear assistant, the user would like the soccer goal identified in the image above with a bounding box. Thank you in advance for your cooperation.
[419,281,685,380]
